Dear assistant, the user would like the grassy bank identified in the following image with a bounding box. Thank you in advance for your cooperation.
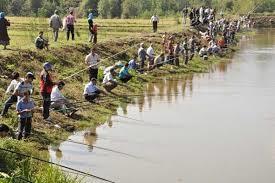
[0,17,242,182]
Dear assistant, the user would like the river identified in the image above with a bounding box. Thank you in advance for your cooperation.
[49,29,275,183]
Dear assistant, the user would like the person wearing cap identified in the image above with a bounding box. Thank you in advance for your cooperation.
[84,78,105,102]
[35,31,49,50]
[40,62,55,121]
[1,72,35,117]
[128,55,138,70]
[138,43,149,71]
[85,48,100,80]
[119,63,132,83]
[0,12,10,50]
[51,81,78,116]
[103,62,123,76]
[16,91,35,140]
[88,12,95,43]
[66,11,76,41]
[49,10,63,42]
[102,68,118,92]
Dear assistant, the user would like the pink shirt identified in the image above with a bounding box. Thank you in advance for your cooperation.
[66,15,75,25]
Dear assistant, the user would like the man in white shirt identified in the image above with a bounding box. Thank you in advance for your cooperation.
[85,48,100,80]
[51,81,77,116]
[102,68,118,92]
[150,14,159,32]
[84,78,105,102]
[146,43,155,69]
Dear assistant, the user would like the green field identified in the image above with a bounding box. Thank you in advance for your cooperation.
[4,17,184,51]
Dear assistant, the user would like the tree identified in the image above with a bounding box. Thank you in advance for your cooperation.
[122,0,142,18]
[29,0,43,14]
[0,0,9,12]
[8,0,25,16]
[98,0,110,18]
[110,0,122,18]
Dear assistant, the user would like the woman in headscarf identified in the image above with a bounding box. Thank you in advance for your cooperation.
[88,12,94,42]
[0,12,10,50]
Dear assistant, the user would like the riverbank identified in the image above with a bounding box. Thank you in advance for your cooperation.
[251,14,275,27]
[0,28,243,182]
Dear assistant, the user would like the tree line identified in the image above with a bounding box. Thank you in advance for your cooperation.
[0,0,274,18]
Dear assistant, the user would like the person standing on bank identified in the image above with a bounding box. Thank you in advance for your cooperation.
[0,12,10,50]
[88,12,94,42]
[1,72,34,117]
[49,10,63,42]
[150,14,159,33]
[16,91,35,140]
[40,62,55,122]
[85,48,100,80]
[138,43,148,71]
[66,11,76,41]
[182,6,189,25]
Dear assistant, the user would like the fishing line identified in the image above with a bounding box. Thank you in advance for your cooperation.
[0,147,115,183]
[29,130,142,160]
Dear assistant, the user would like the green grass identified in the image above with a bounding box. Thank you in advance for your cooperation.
[2,17,184,52]
[0,139,83,183]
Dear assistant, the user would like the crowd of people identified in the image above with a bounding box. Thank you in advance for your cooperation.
[0,6,253,140]
[0,10,98,50]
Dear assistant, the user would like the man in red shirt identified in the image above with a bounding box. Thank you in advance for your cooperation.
[40,62,55,121]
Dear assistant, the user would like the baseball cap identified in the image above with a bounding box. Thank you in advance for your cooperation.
[43,62,53,71]
[26,72,35,79]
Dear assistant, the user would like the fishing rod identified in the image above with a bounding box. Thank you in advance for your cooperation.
[0,147,115,183]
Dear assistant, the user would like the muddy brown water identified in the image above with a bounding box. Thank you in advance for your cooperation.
[49,29,275,183]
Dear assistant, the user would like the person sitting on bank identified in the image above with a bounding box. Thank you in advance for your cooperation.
[51,81,78,116]
[128,55,139,70]
[103,61,124,76]
[1,72,35,117]
[84,78,105,102]
[16,91,35,140]
[119,63,132,83]
[154,53,165,68]
[199,45,208,60]
[35,31,49,50]
[103,68,118,92]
